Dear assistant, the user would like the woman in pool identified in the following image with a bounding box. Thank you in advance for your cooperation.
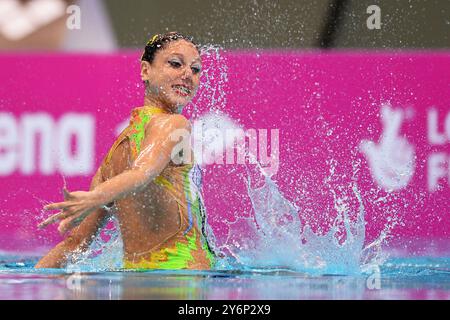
[35,32,217,270]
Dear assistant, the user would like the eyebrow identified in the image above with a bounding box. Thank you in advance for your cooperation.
[169,53,201,65]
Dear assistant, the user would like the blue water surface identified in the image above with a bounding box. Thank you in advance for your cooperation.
[0,255,449,300]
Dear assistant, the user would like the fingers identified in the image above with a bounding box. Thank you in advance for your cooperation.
[58,217,76,235]
[44,201,71,211]
[41,200,74,228]
[57,219,70,235]
[63,187,69,199]
[38,210,76,229]
[57,214,85,235]
[62,187,73,200]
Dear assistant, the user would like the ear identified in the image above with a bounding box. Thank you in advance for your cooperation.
[141,61,152,81]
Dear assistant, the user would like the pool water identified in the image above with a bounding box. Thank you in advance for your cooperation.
[1,255,449,300]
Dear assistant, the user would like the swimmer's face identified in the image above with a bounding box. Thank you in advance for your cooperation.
[141,40,201,111]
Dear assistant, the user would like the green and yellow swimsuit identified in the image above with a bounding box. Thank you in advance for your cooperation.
[101,106,216,270]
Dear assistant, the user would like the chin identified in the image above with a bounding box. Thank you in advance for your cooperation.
[170,96,191,108]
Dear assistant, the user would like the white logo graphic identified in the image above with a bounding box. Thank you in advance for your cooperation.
[66,272,83,291]
[66,4,81,30]
[0,0,66,41]
[360,104,415,191]
[117,112,280,176]
[366,264,381,290]
[366,5,381,30]
[0,112,95,176]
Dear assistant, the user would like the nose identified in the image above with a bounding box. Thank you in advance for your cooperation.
[181,65,193,80]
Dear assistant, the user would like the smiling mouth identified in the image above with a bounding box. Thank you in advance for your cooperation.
[172,85,192,97]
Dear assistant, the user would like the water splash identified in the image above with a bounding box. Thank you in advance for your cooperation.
[186,44,228,119]
[66,215,123,272]
[218,156,375,275]
[178,109,393,275]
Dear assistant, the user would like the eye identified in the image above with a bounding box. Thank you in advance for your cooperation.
[169,60,182,68]
[191,66,201,74]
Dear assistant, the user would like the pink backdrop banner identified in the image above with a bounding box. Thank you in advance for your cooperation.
[0,51,449,254]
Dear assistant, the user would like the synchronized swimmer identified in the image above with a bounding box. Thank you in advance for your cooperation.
[36,32,218,270]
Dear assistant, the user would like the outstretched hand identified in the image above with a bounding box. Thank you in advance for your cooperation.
[38,188,102,232]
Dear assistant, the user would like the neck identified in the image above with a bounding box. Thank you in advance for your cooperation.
[143,95,176,114]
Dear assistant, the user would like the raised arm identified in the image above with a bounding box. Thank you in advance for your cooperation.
[38,114,191,230]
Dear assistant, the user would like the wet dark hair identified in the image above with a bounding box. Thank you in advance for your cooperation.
[141,31,199,64]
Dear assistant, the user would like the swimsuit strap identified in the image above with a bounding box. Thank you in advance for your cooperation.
[154,175,188,210]
[103,106,166,166]
[132,201,186,259]
[104,127,130,165]
[128,106,166,158]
